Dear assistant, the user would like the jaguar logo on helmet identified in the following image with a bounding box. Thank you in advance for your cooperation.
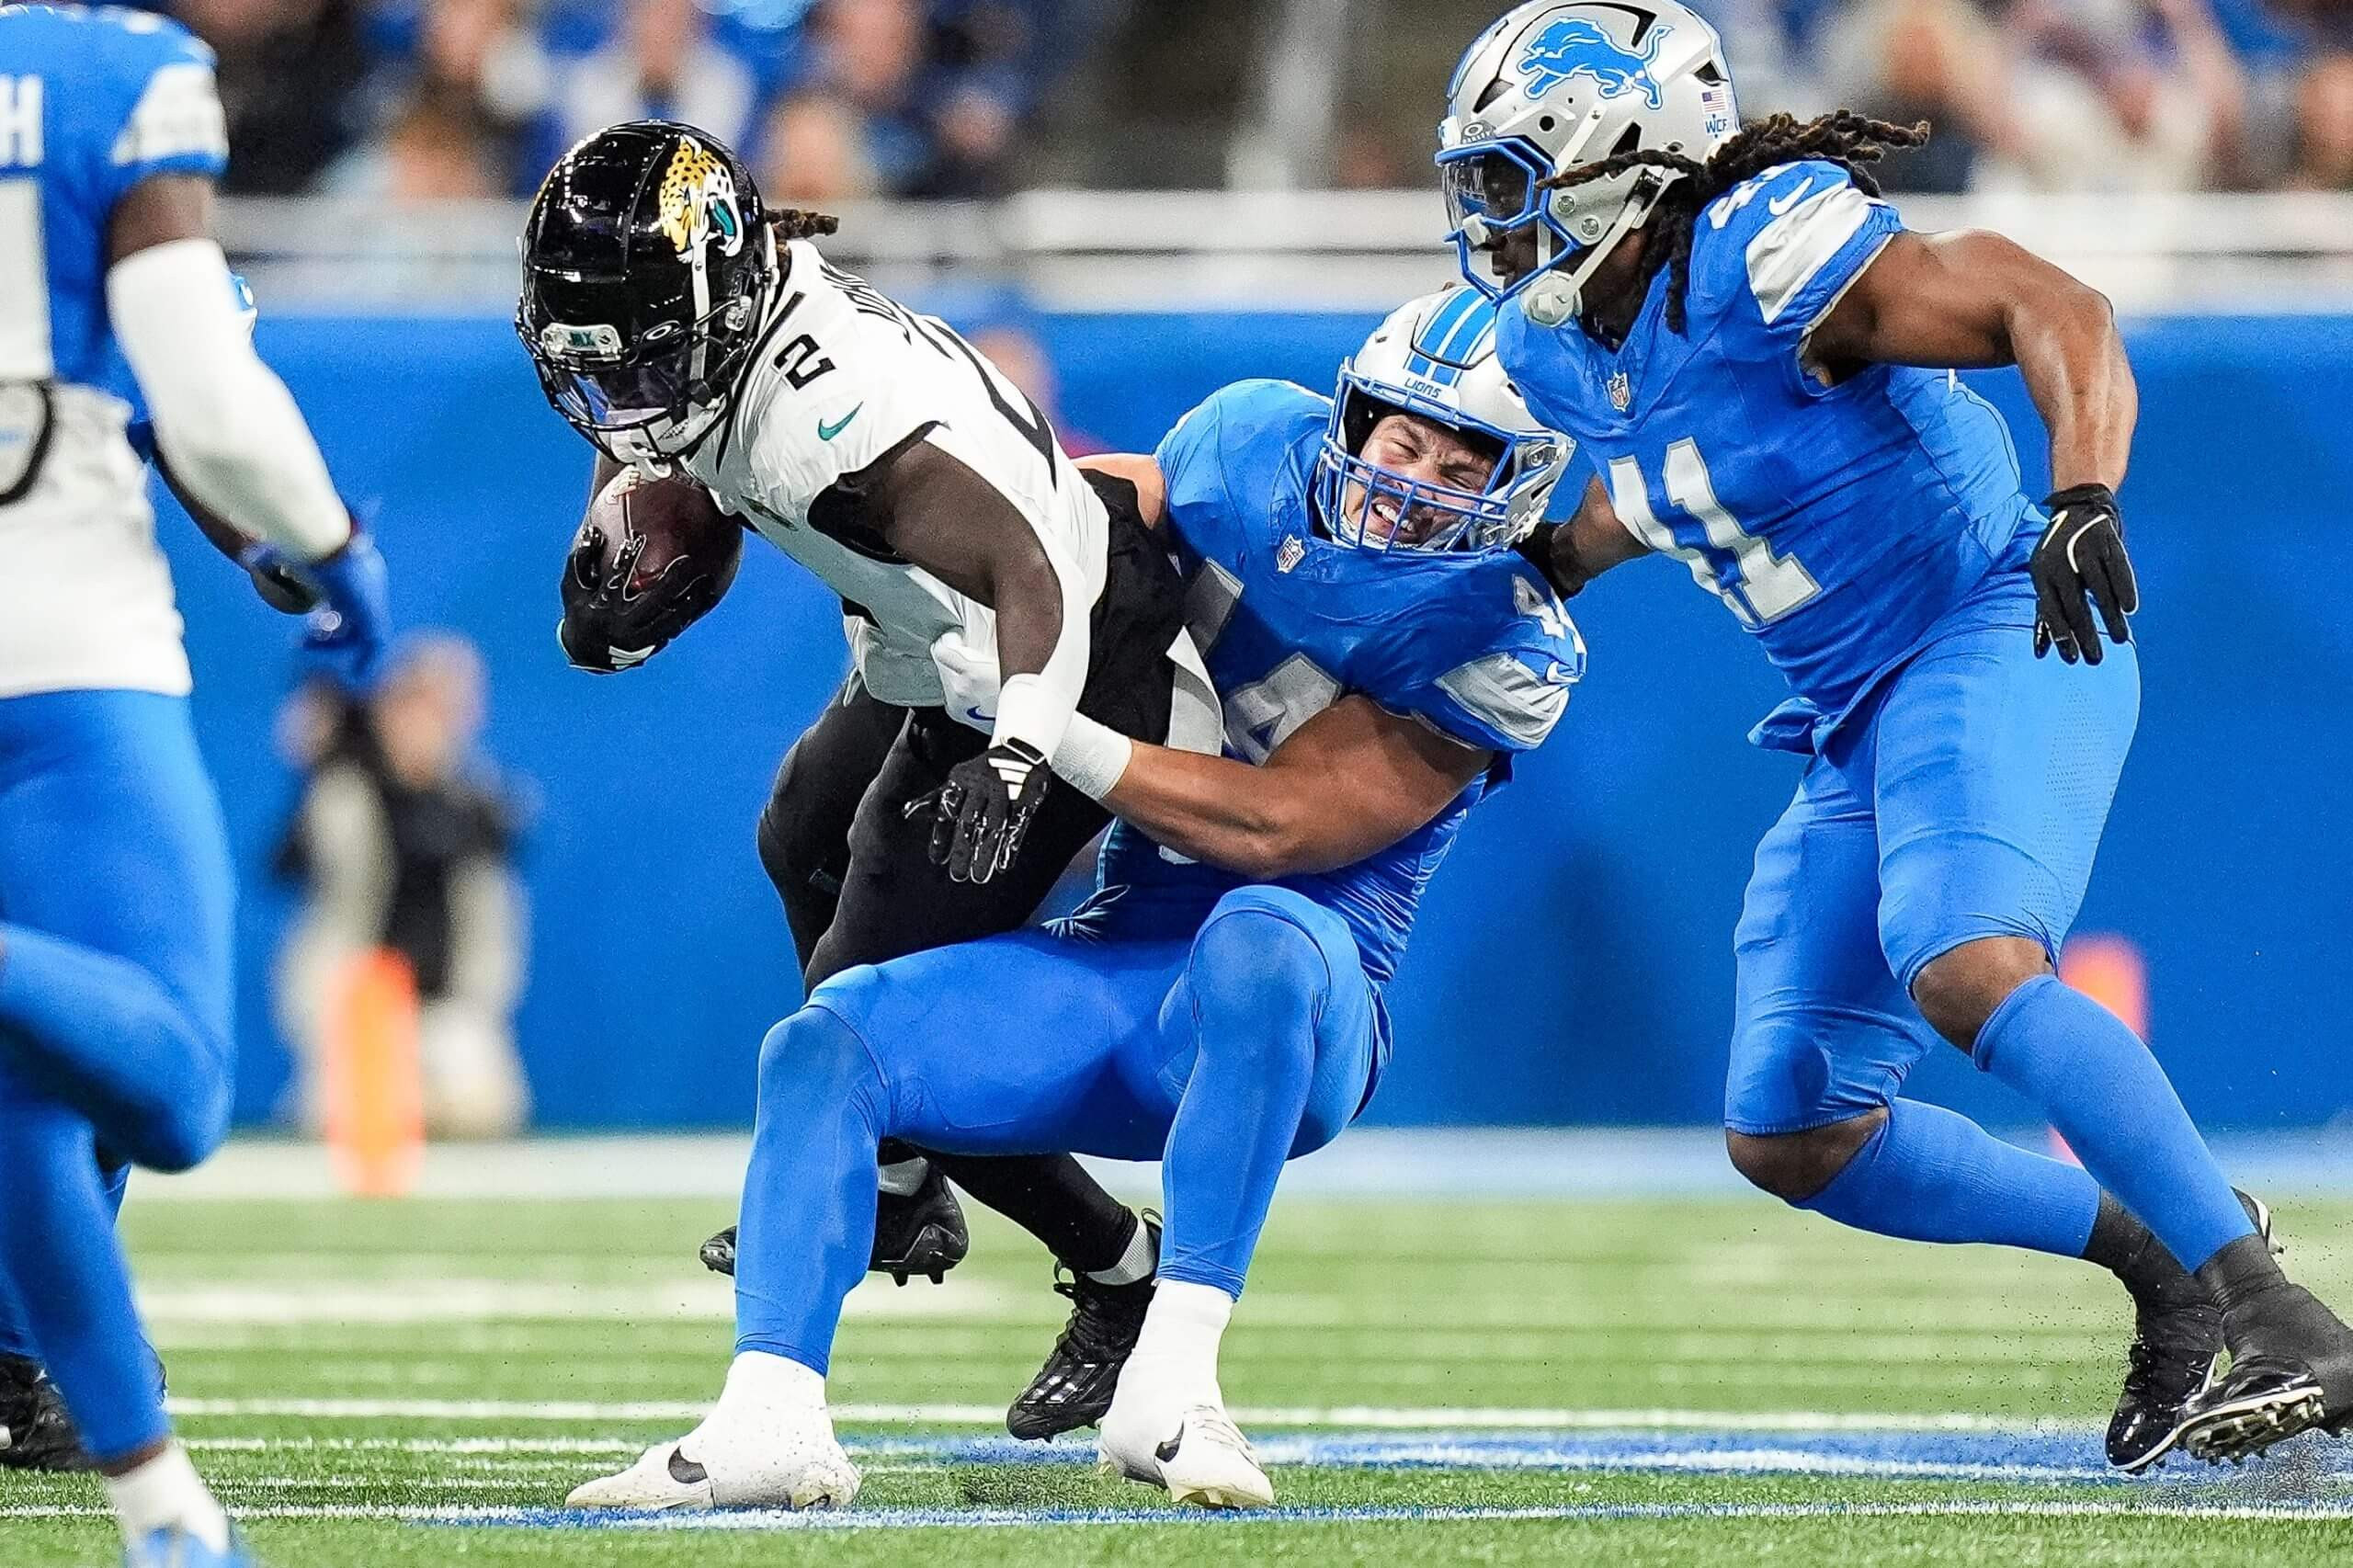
[656,138,746,260]
[1516,17,1671,110]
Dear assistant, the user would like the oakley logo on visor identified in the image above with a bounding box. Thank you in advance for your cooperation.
[540,322,624,362]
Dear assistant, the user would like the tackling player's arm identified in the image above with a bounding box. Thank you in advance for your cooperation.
[875,442,1094,883]
[1052,698,1492,881]
[1075,452,1166,528]
[108,174,390,687]
[1806,230,2141,664]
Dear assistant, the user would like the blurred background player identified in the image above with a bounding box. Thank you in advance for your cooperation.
[563,288,1579,1512]
[0,5,390,1562]
[1438,0,2353,1468]
[272,634,530,1140]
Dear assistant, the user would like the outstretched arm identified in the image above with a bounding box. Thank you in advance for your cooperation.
[1056,696,1493,881]
[1809,230,2140,663]
[1808,229,2136,491]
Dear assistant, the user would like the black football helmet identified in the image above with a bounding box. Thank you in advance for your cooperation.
[517,121,776,463]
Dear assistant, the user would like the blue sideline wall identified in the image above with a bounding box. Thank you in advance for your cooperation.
[159,310,2353,1132]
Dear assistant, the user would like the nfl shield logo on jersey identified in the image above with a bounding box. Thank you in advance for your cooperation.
[1607,371,1632,412]
[1277,534,1306,574]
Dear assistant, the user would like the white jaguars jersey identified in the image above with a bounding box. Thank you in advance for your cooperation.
[676,240,1108,708]
[0,7,232,699]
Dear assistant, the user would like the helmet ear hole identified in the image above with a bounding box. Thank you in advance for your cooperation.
[1539,115,1557,132]
[1610,124,1643,159]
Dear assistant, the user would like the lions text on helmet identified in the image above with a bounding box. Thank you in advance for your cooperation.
[1437,1,1737,319]
[1316,288,1569,553]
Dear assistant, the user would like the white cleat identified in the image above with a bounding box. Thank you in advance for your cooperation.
[1099,1402,1273,1510]
[564,1417,860,1512]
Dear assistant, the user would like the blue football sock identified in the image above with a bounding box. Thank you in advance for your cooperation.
[1798,1097,2101,1256]
[732,1006,885,1378]
[0,1074,169,1460]
[1975,973,2252,1274]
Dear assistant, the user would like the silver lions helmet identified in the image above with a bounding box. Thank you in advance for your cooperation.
[1315,288,1572,554]
[1437,1,1738,312]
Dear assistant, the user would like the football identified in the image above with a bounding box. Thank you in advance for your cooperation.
[579,467,743,601]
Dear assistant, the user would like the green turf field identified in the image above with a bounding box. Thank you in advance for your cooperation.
[9,1183,2353,1566]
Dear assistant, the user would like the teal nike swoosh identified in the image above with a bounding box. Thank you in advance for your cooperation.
[817,405,864,442]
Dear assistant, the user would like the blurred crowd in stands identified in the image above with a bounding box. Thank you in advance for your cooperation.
[1704,0,2353,191]
[152,0,2353,202]
[165,0,1076,201]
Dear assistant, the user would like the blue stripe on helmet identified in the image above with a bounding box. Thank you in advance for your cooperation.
[1414,290,1483,364]
[1437,296,1500,361]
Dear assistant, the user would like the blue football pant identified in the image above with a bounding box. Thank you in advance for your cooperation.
[1726,618,2140,1134]
[0,689,235,1460]
[733,885,1383,1375]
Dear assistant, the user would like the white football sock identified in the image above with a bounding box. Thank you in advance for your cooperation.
[1129,1280,1234,1402]
[709,1349,826,1432]
[105,1442,231,1553]
[1086,1210,1159,1287]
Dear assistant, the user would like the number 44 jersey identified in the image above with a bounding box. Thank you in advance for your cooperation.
[1497,158,2043,752]
[1093,378,1586,988]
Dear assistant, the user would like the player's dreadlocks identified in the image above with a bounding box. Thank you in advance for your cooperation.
[1540,111,1929,334]
[770,209,841,243]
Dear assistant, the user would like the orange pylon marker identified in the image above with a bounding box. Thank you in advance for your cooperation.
[2048,933,2150,1164]
[323,949,424,1198]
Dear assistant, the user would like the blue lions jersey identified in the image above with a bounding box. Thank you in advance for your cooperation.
[1093,379,1585,987]
[0,6,228,400]
[0,6,231,699]
[1498,159,2040,750]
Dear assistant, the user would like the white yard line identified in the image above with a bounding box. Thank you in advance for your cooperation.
[137,1279,1020,1324]
[166,1395,2077,1433]
[8,1499,2353,1526]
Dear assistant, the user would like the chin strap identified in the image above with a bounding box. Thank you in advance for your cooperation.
[1522,177,1665,327]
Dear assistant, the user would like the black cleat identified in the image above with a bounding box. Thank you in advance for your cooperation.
[699,1161,970,1287]
[2179,1243,2353,1465]
[1007,1217,1160,1442]
[0,1354,96,1473]
[2109,1192,2276,1473]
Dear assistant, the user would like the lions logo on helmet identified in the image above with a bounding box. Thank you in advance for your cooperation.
[1315,288,1570,554]
[1516,17,1670,109]
[1436,1,1737,306]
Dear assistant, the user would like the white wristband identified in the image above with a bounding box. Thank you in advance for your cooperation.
[1051,713,1133,801]
[990,671,1076,760]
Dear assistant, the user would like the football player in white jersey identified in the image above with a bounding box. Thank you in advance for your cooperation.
[517,120,1211,1397]
[0,6,391,1564]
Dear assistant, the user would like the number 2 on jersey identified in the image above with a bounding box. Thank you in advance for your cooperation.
[1608,440,1819,628]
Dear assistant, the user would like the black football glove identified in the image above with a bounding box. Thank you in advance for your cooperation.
[1514,519,1592,599]
[907,740,1051,885]
[557,525,726,674]
[2030,483,2139,665]
[245,552,322,615]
